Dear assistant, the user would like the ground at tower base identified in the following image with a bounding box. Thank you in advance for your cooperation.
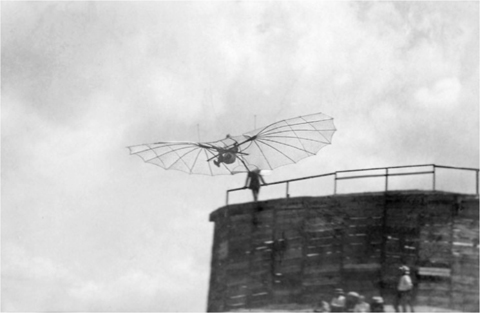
[234,304,460,312]
[232,305,462,313]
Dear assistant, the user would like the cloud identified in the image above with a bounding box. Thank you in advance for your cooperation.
[2,243,75,311]
[1,2,478,312]
[68,270,163,310]
[414,77,462,107]
[2,238,210,312]
[2,243,71,282]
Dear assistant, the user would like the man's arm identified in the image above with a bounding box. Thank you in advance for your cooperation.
[260,175,266,185]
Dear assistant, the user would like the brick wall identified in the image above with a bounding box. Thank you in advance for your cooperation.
[207,191,479,312]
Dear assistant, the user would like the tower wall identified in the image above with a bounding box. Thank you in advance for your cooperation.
[207,191,479,312]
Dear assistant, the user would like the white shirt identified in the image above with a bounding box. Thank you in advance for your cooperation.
[398,274,413,291]
[331,295,346,307]
[354,302,371,313]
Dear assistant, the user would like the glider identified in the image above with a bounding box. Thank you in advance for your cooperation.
[128,112,336,175]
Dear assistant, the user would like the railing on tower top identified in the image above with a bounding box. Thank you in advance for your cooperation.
[225,164,479,205]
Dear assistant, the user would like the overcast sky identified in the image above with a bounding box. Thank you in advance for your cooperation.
[2,1,479,311]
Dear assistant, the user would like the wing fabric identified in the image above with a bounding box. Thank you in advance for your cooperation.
[128,141,256,175]
[128,112,336,175]
[235,112,336,170]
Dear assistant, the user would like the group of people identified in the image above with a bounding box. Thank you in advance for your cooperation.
[314,265,414,313]
[315,289,385,313]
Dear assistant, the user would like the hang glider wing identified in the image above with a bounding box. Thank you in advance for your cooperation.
[128,112,336,175]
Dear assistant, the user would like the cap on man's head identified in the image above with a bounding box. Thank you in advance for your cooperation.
[372,296,384,304]
[347,291,359,298]
[335,288,344,294]
[399,265,410,273]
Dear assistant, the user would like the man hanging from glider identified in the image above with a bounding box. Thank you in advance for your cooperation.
[212,135,241,167]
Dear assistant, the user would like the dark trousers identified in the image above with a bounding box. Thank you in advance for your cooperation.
[394,290,414,312]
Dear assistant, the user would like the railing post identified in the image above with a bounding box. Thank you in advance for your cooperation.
[432,165,436,191]
[385,168,389,192]
[476,170,479,195]
[334,172,337,195]
[286,181,290,198]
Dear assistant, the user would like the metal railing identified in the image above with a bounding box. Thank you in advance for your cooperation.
[226,164,479,205]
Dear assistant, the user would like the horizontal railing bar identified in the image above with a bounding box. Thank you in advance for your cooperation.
[433,165,479,172]
[265,172,335,186]
[336,173,387,180]
[336,164,434,174]
[389,171,435,177]
[228,187,248,192]
[336,171,434,181]
[226,172,335,193]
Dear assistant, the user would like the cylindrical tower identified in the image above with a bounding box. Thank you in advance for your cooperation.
[207,190,479,312]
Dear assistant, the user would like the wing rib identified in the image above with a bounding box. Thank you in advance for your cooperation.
[145,144,165,167]
[285,119,308,154]
[259,129,333,143]
[164,146,200,170]
[256,116,332,136]
[259,138,316,155]
[143,145,197,163]
[256,139,298,163]
[166,145,191,170]
[253,140,273,170]
[203,149,214,176]
[263,135,330,144]
[134,144,199,159]
[188,148,204,173]
[299,115,332,144]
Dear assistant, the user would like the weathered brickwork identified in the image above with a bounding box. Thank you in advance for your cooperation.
[207,191,479,312]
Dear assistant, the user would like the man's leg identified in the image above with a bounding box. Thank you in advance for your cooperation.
[253,190,258,201]
[394,292,401,312]
[406,291,414,312]
[400,291,407,312]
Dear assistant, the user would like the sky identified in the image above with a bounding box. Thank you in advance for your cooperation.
[1,1,479,311]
